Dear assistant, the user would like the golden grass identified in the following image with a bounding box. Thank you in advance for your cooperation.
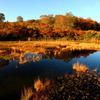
[1,41,100,53]
[73,62,89,72]
[1,41,100,61]
[20,78,51,100]
[34,78,51,91]
[20,87,33,100]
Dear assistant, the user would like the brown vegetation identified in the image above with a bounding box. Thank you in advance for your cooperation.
[20,62,100,100]
[0,41,100,61]
[20,87,33,100]
[73,62,89,72]
[1,13,100,41]
[34,78,51,91]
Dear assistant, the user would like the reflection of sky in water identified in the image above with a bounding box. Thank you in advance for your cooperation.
[70,51,100,72]
[0,51,100,79]
[0,50,100,100]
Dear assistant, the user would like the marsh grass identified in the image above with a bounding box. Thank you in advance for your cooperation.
[20,62,100,100]
[20,87,33,100]
[34,78,51,92]
[73,62,89,73]
[1,41,100,57]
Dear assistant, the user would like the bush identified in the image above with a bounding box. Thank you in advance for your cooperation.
[84,30,96,39]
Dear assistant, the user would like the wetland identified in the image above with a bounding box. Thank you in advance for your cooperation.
[0,41,100,100]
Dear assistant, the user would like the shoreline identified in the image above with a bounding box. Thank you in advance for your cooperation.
[0,41,100,51]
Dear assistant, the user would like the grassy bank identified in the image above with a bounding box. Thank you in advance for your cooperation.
[0,41,100,61]
[1,41,100,51]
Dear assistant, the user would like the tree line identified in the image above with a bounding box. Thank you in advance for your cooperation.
[0,12,100,41]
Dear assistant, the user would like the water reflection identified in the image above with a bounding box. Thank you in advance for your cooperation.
[0,49,97,68]
[0,49,99,100]
[43,50,96,62]
[18,54,42,64]
[0,58,9,67]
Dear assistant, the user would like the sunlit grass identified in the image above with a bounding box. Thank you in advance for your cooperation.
[1,41,100,61]
[34,78,51,91]
[20,87,33,100]
[1,41,100,52]
[73,62,89,73]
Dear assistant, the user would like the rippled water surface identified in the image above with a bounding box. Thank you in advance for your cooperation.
[0,50,100,100]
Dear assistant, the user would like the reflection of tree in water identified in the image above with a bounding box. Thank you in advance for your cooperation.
[0,58,9,67]
[42,50,96,62]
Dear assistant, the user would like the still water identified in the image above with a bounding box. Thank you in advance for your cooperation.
[0,50,100,100]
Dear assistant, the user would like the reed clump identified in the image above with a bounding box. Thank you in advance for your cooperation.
[20,62,100,100]
[20,87,33,100]
[73,62,89,73]
[34,78,51,91]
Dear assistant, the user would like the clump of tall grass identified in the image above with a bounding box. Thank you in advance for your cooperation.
[34,77,51,91]
[73,62,89,73]
[20,87,33,100]
[20,78,52,100]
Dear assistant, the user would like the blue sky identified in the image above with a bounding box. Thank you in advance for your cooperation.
[0,0,100,22]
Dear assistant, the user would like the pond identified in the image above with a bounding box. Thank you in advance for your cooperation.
[0,49,100,100]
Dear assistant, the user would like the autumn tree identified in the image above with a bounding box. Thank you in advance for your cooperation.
[17,16,23,22]
[27,19,35,23]
[53,15,67,37]
[91,21,100,31]
[0,13,5,21]
[65,12,77,29]
[40,14,55,28]
[0,13,5,28]
[54,15,67,30]
[76,17,100,30]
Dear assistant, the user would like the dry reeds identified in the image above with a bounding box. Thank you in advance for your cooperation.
[73,62,89,73]
[34,78,51,91]
[20,78,51,100]
[20,87,33,100]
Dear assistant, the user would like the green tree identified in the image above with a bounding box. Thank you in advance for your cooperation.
[17,16,23,22]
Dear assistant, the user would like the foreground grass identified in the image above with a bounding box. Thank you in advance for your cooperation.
[20,62,100,100]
